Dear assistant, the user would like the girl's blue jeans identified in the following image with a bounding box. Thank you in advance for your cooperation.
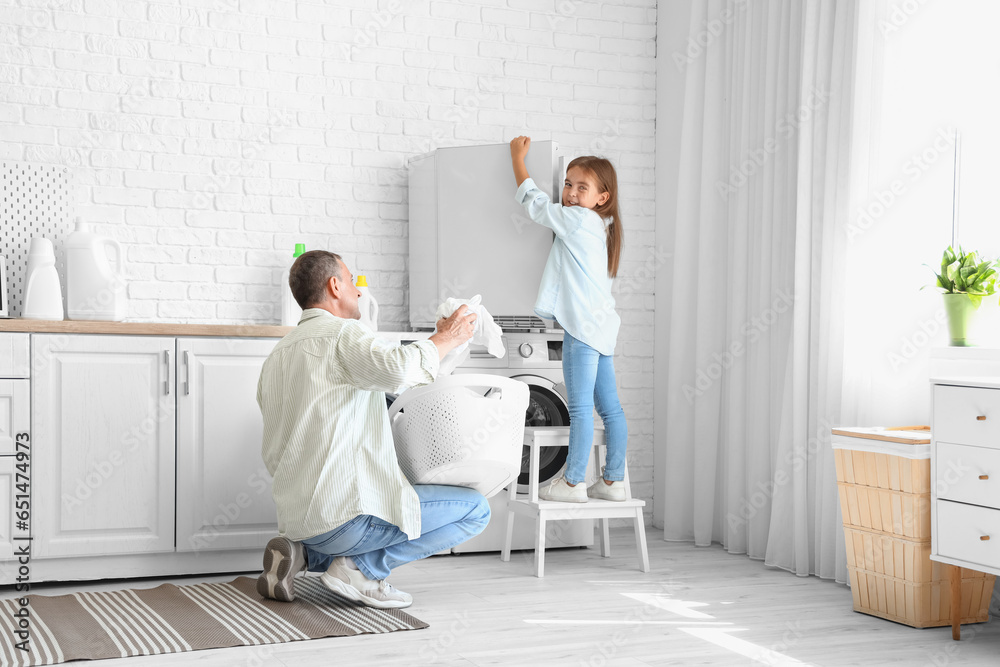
[300,484,490,581]
[563,331,628,486]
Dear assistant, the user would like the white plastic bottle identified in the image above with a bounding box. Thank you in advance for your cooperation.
[280,243,306,326]
[65,218,127,321]
[22,237,64,320]
[356,275,379,332]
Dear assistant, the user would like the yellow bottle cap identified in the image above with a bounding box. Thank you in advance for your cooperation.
[356,275,368,287]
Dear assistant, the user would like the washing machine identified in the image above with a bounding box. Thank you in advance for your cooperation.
[382,330,595,553]
[448,330,595,553]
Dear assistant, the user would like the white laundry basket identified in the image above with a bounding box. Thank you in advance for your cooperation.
[389,374,529,498]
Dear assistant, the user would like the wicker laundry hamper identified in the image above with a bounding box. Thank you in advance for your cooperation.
[832,426,995,628]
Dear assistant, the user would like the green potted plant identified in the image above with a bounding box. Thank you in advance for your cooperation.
[928,246,999,346]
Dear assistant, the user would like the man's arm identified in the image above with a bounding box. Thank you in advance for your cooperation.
[428,305,477,360]
[335,305,478,393]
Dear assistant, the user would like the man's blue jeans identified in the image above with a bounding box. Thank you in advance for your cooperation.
[563,331,628,485]
[300,485,490,581]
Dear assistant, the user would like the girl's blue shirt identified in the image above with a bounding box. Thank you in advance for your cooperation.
[515,177,620,356]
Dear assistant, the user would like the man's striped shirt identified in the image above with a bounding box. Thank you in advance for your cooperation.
[257,308,439,541]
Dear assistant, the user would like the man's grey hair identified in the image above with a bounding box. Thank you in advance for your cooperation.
[289,250,343,309]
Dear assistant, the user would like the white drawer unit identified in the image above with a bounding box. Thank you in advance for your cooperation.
[933,384,1000,450]
[930,370,1000,640]
[935,442,1000,509]
[936,500,1000,572]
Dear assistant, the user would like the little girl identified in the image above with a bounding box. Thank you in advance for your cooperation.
[509,136,627,503]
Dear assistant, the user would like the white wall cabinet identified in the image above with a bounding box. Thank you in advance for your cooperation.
[32,335,177,558]
[176,337,278,552]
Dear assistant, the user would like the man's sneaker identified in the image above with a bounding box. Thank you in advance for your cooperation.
[587,477,626,501]
[257,536,307,602]
[321,557,413,609]
[539,475,588,503]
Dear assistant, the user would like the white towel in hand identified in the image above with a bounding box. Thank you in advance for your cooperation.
[435,295,505,375]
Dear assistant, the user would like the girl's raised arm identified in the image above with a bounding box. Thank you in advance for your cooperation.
[510,135,531,186]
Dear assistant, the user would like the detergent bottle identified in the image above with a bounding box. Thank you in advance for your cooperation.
[280,243,306,326]
[22,237,64,320]
[65,218,127,321]
[356,275,379,332]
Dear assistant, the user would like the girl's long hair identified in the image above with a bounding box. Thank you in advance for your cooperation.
[567,156,622,278]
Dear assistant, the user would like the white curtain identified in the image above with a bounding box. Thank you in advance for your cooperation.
[654,0,874,580]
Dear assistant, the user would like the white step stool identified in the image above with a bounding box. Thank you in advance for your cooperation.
[501,426,650,577]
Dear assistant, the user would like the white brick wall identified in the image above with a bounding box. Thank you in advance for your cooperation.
[3,0,657,511]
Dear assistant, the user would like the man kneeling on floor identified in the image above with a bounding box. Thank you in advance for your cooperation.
[256,250,487,609]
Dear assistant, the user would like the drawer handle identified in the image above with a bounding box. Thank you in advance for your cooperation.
[977,415,987,421]
[981,535,991,541]
[980,475,990,480]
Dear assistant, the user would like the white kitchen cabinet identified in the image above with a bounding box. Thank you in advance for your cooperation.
[0,457,19,561]
[0,382,29,561]
[0,379,30,456]
[32,334,176,558]
[0,333,29,379]
[176,337,278,552]
[0,334,30,566]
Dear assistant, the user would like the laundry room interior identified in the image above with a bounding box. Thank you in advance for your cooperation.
[2,1,1000,666]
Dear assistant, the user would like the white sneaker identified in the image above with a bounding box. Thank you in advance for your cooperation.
[539,475,588,503]
[321,557,413,609]
[587,477,626,501]
[257,536,307,602]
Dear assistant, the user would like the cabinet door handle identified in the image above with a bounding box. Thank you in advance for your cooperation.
[981,535,991,541]
[977,415,987,421]
[183,350,190,395]
[980,474,990,480]
[164,350,171,396]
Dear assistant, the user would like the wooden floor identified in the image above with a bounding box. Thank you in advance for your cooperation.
[4,528,999,666]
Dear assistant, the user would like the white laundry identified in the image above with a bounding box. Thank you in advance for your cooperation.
[435,294,505,375]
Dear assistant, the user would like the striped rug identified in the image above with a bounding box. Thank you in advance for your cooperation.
[0,575,426,666]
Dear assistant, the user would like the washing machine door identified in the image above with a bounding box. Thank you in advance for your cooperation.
[513,374,570,493]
